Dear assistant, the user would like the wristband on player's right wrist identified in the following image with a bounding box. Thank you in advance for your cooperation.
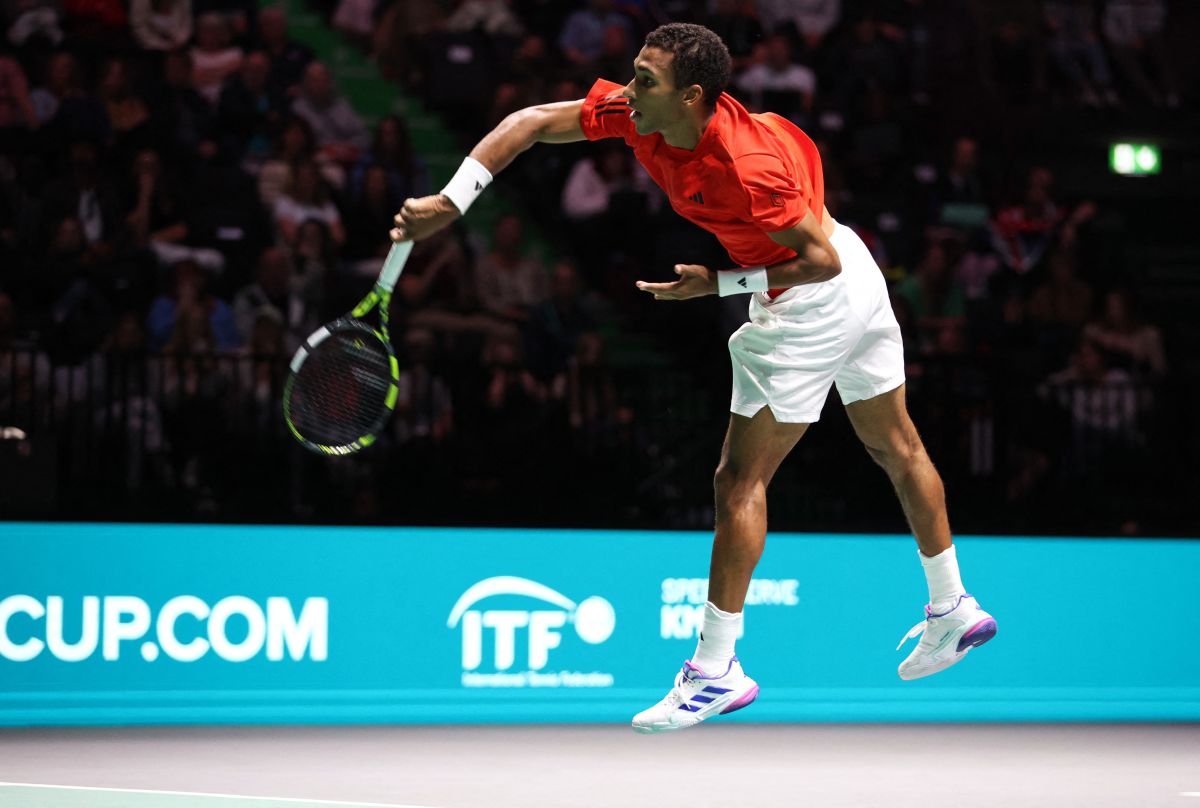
[440,156,493,215]
[717,266,769,297]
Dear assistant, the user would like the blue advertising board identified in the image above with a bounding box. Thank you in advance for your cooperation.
[1,524,1197,725]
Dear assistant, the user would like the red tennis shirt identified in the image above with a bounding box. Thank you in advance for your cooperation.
[579,78,825,294]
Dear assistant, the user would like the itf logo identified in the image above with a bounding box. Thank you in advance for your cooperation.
[447,576,615,688]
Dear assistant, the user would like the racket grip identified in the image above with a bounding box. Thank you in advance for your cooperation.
[378,241,414,293]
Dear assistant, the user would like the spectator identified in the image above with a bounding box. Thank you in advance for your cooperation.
[558,0,634,68]
[6,0,63,48]
[271,158,344,246]
[0,290,53,431]
[331,0,377,43]
[230,303,286,432]
[256,5,313,98]
[30,51,86,127]
[0,50,37,135]
[735,33,815,122]
[343,163,397,262]
[475,212,546,327]
[194,0,254,40]
[153,270,231,496]
[990,166,1061,275]
[561,141,657,220]
[146,259,241,352]
[704,0,765,72]
[257,114,344,208]
[827,11,903,116]
[1028,245,1093,332]
[939,136,987,208]
[122,147,189,251]
[291,60,370,164]
[96,56,150,147]
[393,326,453,444]
[61,0,128,45]
[1082,288,1167,379]
[349,114,430,203]
[232,245,319,352]
[129,0,193,52]
[151,48,218,162]
[972,0,1045,106]
[28,215,88,317]
[894,239,967,353]
[482,331,544,416]
[291,217,334,308]
[524,259,596,394]
[191,12,244,107]
[755,0,841,52]
[217,50,285,165]
[400,227,504,347]
[1040,337,1140,464]
[1043,0,1117,107]
[1102,0,1179,109]
[445,0,525,37]
[39,139,124,267]
[568,330,615,433]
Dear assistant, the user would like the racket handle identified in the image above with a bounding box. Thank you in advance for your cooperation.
[378,241,414,293]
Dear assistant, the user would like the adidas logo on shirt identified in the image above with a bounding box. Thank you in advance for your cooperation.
[688,192,704,205]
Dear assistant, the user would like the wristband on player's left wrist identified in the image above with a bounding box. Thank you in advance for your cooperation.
[717,266,769,297]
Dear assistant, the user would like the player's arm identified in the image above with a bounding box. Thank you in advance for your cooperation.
[762,210,842,286]
[391,100,587,242]
[636,210,841,301]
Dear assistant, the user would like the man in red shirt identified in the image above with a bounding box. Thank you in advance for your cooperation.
[393,23,997,733]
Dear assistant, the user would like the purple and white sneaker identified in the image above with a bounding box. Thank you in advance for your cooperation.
[631,657,759,734]
[896,594,997,680]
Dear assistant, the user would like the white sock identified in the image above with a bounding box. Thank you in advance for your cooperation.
[920,545,966,611]
[691,601,742,674]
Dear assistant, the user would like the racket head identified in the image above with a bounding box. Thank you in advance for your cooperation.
[283,318,399,455]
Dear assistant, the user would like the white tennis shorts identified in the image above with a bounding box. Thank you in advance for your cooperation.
[728,223,905,423]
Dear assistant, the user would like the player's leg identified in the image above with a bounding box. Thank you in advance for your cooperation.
[708,406,809,612]
[632,407,807,734]
[842,384,949,558]
[844,385,997,680]
[828,218,996,680]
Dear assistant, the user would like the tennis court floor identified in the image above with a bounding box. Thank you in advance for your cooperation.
[2,725,1197,808]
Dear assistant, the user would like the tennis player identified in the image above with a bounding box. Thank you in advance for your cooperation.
[392,23,997,733]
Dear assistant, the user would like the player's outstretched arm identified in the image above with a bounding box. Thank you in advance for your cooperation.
[391,99,588,243]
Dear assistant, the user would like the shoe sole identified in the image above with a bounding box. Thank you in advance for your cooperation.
[631,683,760,733]
[956,617,997,652]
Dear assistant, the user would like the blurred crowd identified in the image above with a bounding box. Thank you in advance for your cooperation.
[0,0,1192,529]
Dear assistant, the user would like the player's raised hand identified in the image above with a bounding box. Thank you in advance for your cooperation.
[636,264,717,301]
[390,194,461,243]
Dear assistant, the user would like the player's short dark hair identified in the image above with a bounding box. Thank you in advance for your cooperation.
[644,23,731,109]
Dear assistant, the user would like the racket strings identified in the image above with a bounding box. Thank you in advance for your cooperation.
[288,330,392,447]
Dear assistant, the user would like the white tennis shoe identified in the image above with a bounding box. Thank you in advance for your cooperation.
[631,657,759,734]
[896,594,997,680]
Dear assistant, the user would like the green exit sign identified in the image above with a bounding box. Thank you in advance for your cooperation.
[1110,143,1161,176]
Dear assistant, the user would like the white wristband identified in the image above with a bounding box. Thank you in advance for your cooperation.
[440,156,493,215]
[717,266,769,297]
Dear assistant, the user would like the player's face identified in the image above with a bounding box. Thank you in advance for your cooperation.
[623,46,691,136]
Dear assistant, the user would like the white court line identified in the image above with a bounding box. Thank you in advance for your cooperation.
[1180,793,1200,798]
[0,782,442,808]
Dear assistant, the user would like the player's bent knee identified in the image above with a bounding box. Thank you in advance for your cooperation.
[866,433,926,481]
[713,465,763,512]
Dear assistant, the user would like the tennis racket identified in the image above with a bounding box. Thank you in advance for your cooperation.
[283,240,413,455]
